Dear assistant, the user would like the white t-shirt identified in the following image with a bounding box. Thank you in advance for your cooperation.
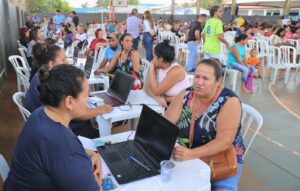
[75,33,87,42]
[143,20,157,33]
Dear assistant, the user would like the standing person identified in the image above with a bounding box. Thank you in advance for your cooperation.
[186,14,206,72]
[202,6,230,62]
[143,11,156,62]
[72,11,79,28]
[126,8,142,50]
[53,9,65,31]
[65,12,73,25]
[4,65,102,191]
[31,14,41,24]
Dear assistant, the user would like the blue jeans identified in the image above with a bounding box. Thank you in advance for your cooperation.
[187,41,198,72]
[132,36,140,51]
[143,32,153,62]
[212,163,243,191]
[228,63,256,82]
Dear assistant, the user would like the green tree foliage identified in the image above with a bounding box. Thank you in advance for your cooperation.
[96,0,109,8]
[28,0,72,13]
[81,2,89,8]
[189,0,223,10]
[199,0,223,10]
[96,0,140,8]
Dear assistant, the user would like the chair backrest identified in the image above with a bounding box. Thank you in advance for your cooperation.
[12,92,31,121]
[266,46,281,67]
[159,32,174,43]
[8,55,31,76]
[17,40,27,50]
[279,46,296,65]
[94,46,107,69]
[286,39,300,53]
[18,48,30,68]
[241,103,263,160]
[0,154,9,181]
[141,59,151,80]
[15,67,30,92]
[187,74,194,84]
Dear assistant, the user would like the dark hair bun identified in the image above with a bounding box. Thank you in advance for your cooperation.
[33,43,47,59]
[38,66,50,81]
[163,39,170,45]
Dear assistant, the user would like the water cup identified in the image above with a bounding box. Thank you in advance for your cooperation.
[160,160,175,182]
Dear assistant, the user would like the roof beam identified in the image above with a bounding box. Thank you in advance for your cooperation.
[283,0,291,15]
[231,0,237,15]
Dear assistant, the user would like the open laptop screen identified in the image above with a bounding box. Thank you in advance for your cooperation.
[134,105,179,162]
[108,70,135,102]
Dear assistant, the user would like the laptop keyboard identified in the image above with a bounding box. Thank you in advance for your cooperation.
[114,142,157,173]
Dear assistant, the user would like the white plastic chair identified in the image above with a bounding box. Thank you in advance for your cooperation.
[12,92,31,121]
[0,154,9,181]
[187,74,194,84]
[267,46,292,85]
[93,46,107,69]
[16,67,30,92]
[8,56,31,92]
[141,59,151,80]
[222,68,239,92]
[18,48,31,69]
[241,103,263,160]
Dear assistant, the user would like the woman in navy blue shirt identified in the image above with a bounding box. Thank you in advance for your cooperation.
[25,42,112,138]
[4,65,102,191]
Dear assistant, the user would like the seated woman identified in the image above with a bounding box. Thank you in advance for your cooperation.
[25,43,112,138]
[226,34,256,93]
[270,28,288,46]
[88,29,107,55]
[27,26,43,65]
[19,27,29,47]
[95,33,141,76]
[165,59,245,191]
[145,40,190,107]
[4,65,102,191]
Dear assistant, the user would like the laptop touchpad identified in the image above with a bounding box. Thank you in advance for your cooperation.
[106,152,122,163]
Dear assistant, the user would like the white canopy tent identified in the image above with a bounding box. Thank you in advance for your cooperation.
[225,0,300,15]
[225,0,300,8]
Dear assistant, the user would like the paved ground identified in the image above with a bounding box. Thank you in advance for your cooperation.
[0,55,299,190]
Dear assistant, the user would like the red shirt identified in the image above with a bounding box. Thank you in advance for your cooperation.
[89,38,107,51]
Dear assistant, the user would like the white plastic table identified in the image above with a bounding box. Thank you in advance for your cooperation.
[97,131,211,191]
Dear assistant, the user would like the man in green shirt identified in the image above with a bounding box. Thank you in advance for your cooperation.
[202,6,230,62]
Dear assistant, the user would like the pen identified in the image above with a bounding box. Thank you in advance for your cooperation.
[130,156,151,171]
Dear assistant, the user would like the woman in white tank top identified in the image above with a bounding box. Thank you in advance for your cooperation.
[145,40,190,107]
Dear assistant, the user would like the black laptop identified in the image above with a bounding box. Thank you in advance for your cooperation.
[94,70,135,107]
[97,105,179,184]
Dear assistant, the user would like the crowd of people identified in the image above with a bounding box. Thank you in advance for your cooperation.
[5,5,300,191]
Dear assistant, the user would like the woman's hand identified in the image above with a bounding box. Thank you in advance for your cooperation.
[91,153,102,187]
[94,69,104,75]
[98,104,113,114]
[173,145,195,161]
[154,96,167,108]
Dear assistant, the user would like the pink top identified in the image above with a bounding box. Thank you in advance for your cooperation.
[284,32,292,39]
[157,63,191,97]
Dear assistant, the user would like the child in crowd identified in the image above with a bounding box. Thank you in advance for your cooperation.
[246,48,261,93]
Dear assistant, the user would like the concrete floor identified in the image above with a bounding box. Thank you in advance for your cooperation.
[0,61,300,190]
